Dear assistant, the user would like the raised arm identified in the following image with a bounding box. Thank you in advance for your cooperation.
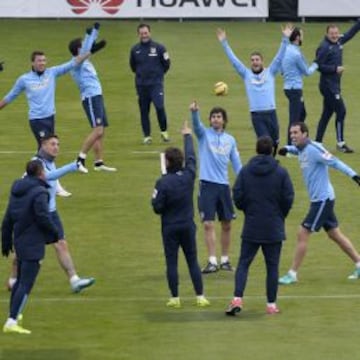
[182,120,196,178]
[43,162,78,181]
[190,101,206,138]
[340,19,360,45]
[269,24,292,75]
[217,28,247,78]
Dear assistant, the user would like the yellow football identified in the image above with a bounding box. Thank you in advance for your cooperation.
[214,81,229,96]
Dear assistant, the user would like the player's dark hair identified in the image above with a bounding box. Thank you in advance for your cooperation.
[290,27,301,42]
[250,51,263,60]
[40,134,59,144]
[165,147,184,173]
[68,38,82,56]
[256,136,273,155]
[31,51,45,62]
[137,23,151,33]
[209,107,228,129]
[291,121,309,135]
[26,159,44,177]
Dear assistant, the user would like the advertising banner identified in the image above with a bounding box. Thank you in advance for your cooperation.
[0,0,268,18]
[299,0,360,17]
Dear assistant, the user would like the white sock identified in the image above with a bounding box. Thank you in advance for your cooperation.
[5,318,17,327]
[220,256,229,264]
[197,295,205,300]
[234,297,242,302]
[267,302,276,308]
[209,256,217,265]
[8,277,17,287]
[355,262,360,269]
[70,275,80,285]
[79,152,87,159]
[337,141,345,147]
[289,269,297,279]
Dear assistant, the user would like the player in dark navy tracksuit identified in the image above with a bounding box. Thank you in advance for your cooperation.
[2,160,59,334]
[130,23,170,145]
[152,121,209,308]
[225,136,294,316]
[315,20,360,153]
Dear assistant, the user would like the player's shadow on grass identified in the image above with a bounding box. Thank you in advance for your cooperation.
[145,309,266,323]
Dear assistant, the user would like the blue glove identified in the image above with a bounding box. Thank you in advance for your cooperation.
[94,22,100,30]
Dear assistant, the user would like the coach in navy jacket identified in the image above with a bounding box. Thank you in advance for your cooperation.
[151,121,209,308]
[130,23,170,144]
[2,160,59,334]
[229,136,294,314]
[315,20,360,152]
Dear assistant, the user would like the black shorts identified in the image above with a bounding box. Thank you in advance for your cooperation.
[82,95,108,128]
[198,180,235,222]
[50,211,65,240]
[29,115,55,148]
[302,199,338,232]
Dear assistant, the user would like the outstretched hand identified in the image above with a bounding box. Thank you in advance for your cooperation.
[281,23,294,38]
[189,101,199,112]
[216,28,226,42]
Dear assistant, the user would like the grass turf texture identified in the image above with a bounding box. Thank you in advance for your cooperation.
[0,19,360,360]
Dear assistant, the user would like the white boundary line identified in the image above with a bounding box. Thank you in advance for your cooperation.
[1,294,360,303]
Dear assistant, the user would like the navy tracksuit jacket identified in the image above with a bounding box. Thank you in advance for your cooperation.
[152,134,203,297]
[232,154,294,302]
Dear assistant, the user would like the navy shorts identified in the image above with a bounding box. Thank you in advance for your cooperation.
[50,211,65,240]
[29,115,55,148]
[302,199,338,232]
[82,95,109,128]
[198,180,235,222]
[250,110,279,146]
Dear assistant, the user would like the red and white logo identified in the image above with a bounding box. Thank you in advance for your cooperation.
[67,0,124,15]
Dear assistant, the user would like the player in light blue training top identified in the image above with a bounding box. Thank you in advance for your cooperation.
[278,122,360,285]
[190,101,242,274]
[68,22,116,173]
[0,40,89,196]
[217,24,293,155]
[281,27,318,144]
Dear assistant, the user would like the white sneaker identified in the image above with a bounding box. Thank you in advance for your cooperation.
[71,277,95,293]
[94,164,117,172]
[77,162,89,174]
[56,181,72,197]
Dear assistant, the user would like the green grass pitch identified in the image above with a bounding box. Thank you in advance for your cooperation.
[0,19,360,360]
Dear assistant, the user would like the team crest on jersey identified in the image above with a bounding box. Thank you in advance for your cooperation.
[149,47,158,57]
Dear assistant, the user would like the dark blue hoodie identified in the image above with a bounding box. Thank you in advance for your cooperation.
[233,155,294,243]
[1,176,59,261]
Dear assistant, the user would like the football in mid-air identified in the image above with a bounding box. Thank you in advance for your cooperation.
[214,81,229,96]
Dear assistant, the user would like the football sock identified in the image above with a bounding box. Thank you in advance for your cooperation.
[355,261,360,269]
[70,275,80,285]
[288,269,297,279]
[220,256,229,264]
[209,256,217,265]
[4,318,17,327]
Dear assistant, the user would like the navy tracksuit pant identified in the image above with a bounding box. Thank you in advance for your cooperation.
[315,87,346,143]
[162,222,203,297]
[250,110,279,156]
[10,259,41,319]
[136,84,168,137]
[284,89,306,145]
[234,241,282,303]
